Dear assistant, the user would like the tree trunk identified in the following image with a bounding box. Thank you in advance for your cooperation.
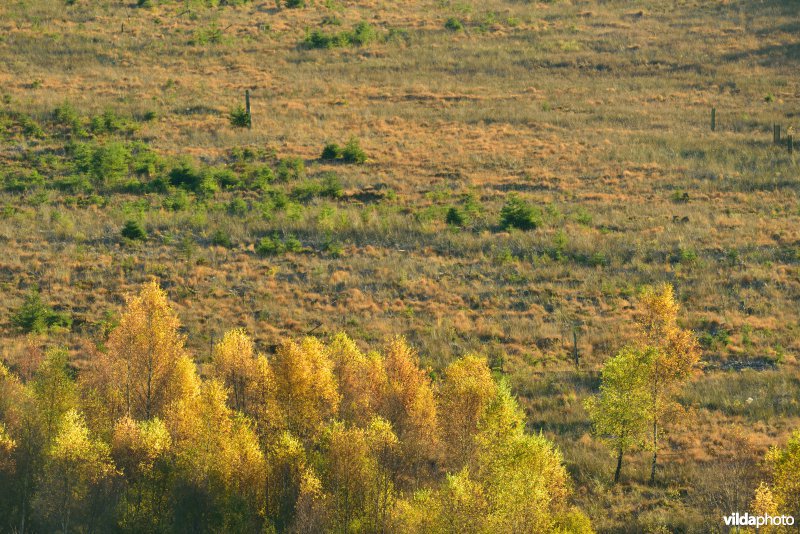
[650,419,658,484]
[614,449,624,484]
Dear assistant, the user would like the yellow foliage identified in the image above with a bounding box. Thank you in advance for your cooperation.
[381,336,439,477]
[89,281,194,423]
[764,430,800,518]
[212,328,255,412]
[328,332,386,427]
[273,337,339,442]
[293,467,329,534]
[437,355,497,469]
[435,469,488,533]
[637,283,700,383]
[393,381,592,533]
[0,361,28,438]
[32,348,77,443]
[266,430,309,529]
[36,409,117,531]
[474,383,574,533]
[112,415,171,475]
[0,422,16,473]
[167,378,267,521]
[212,329,282,443]
[752,482,778,516]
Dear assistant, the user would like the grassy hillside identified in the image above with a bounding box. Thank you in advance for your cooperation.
[1,0,799,531]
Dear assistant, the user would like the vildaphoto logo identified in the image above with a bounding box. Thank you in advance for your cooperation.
[723,512,795,528]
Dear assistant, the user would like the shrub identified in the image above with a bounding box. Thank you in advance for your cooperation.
[304,30,347,49]
[227,198,248,216]
[53,102,86,136]
[291,180,323,203]
[121,220,147,241]
[3,170,45,192]
[284,235,303,253]
[320,172,344,198]
[256,234,302,256]
[71,142,131,185]
[197,174,219,199]
[94,142,131,185]
[587,251,608,267]
[193,24,224,45]
[445,18,464,31]
[276,157,305,181]
[89,109,125,134]
[285,0,305,6]
[247,165,275,188]
[349,21,376,46]
[130,142,161,178]
[11,289,71,334]
[268,189,290,209]
[163,189,190,211]
[574,208,592,226]
[21,116,45,138]
[446,206,467,227]
[168,162,200,189]
[211,229,233,248]
[671,190,690,203]
[324,239,344,257]
[256,235,283,257]
[54,174,93,194]
[341,137,367,164]
[500,194,542,230]
[304,22,377,49]
[229,105,250,128]
[321,143,341,160]
[168,161,217,197]
[675,246,698,266]
[214,168,242,189]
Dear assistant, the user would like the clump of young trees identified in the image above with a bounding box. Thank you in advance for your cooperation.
[585,283,700,484]
[751,429,800,526]
[0,281,592,533]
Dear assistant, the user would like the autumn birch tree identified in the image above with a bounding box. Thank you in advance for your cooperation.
[636,284,699,484]
[752,430,800,524]
[380,337,439,484]
[437,355,496,470]
[93,281,194,423]
[272,337,339,443]
[585,346,653,484]
[211,328,282,444]
[35,409,116,533]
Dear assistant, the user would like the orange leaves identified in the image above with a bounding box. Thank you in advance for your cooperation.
[637,283,700,383]
[328,333,386,427]
[381,336,439,477]
[96,281,192,421]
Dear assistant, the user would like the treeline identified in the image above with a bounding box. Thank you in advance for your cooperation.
[0,282,592,533]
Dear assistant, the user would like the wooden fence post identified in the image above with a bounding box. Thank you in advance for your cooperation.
[711,107,716,132]
[245,89,252,129]
[789,135,794,155]
[572,329,579,369]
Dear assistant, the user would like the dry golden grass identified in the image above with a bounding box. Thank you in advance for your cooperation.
[1,0,799,531]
